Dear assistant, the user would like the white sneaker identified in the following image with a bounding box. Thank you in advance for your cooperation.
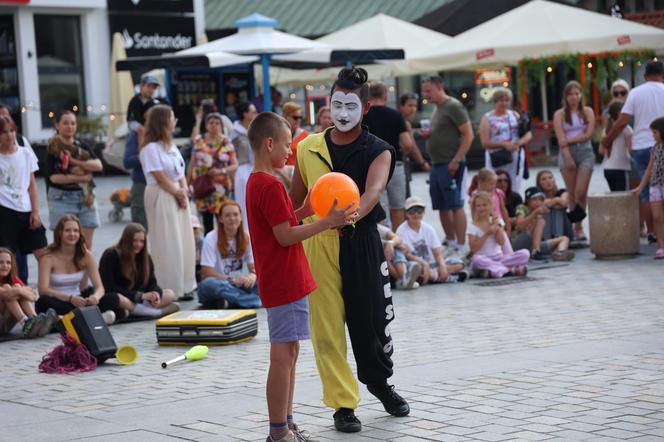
[101,310,116,325]
[403,262,422,289]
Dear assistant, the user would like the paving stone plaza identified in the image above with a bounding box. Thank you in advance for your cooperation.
[1,167,663,441]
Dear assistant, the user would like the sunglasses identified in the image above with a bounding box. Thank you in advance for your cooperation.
[291,115,304,121]
[407,207,425,215]
[613,90,627,97]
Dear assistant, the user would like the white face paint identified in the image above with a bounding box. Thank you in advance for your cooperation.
[330,91,363,132]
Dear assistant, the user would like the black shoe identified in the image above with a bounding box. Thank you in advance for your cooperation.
[367,383,410,417]
[333,408,361,433]
[178,289,196,301]
[567,204,586,223]
[648,233,658,244]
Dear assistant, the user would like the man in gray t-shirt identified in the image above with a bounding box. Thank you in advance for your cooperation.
[421,75,474,251]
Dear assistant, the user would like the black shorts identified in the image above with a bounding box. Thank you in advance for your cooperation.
[0,205,48,254]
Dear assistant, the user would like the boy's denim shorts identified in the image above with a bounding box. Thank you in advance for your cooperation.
[266,296,310,343]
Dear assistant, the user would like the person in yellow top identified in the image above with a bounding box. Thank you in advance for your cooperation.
[290,67,409,434]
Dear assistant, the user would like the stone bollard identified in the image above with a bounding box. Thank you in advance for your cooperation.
[588,191,640,258]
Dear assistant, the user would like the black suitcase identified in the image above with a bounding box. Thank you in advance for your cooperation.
[60,306,118,362]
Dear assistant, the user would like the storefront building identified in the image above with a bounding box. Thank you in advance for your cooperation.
[0,0,203,143]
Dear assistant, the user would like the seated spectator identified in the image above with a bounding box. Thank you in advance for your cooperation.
[377,222,421,290]
[99,223,180,319]
[469,168,512,238]
[467,192,529,278]
[0,247,56,338]
[396,196,468,284]
[536,170,574,241]
[198,201,260,308]
[495,169,523,223]
[512,188,575,261]
[36,215,121,325]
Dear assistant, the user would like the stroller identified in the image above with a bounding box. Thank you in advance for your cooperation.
[108,188,131,222]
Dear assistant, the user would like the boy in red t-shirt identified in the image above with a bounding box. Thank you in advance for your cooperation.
[246,112,354,442]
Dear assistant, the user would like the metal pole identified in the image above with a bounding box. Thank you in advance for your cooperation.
[262,54,272,112]
[540,72,550,156]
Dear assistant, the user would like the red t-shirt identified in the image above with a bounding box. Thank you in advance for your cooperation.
[285,129,309,166]
[246,172,316,308]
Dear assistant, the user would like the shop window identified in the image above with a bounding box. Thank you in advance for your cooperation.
[34,15,85,128]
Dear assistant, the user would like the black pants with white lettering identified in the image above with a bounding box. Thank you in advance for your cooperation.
[339,223,394,386]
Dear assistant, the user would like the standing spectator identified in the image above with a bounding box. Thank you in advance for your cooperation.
[479,88,532,194]
[602,61,664,245]
[139,104,196,301]
[633,117,664,258]
[364,82,410,229]
[0,115,47,285]
[46,111,103,249]
[99,223,179,318]
[126,75,162,131]
[190,99,233,143]
[37,215,121,325]
[398,93,431,172]
[277,102,309,190]
[198,200,260,309]
[314,106,332,133]
[601,79,630,130]
[421,75,474,252]
[600,100,633,191]
[123,101,159,229]
[231,102,259,229]
[188,112,238,233]
[553,80,596,241]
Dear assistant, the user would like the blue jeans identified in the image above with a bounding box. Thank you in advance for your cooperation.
[198,277,261,308]
[632,147,652,203]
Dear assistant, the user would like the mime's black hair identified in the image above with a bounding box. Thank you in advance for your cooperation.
[331,66,369,102]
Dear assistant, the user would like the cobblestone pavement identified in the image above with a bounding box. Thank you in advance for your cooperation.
[2,167,663,441]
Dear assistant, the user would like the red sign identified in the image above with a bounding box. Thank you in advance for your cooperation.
[0,0,30,3]
[476,49,495,60]
[617,35,631,46]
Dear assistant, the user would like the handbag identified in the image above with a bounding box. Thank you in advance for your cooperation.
[490,148,513,167]
[192,174,215,199]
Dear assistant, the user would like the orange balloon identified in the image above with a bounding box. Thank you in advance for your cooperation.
[310,172,360,218]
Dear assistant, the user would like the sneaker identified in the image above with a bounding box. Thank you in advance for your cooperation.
[648,233,658,245]
[266,433,295,442]
[367,383,410,417]
[291,424,318,442]
[101,310,116,325]
[455,270,469,282]
[35,308,59,337]
[333,408,361,433]
[655,248,664,259]
[23,314,45,338]
[552,250,575,261]
[178,290,196,301]
[445,274,460,283]
[403,262,422,289]
[160,302,181,317]
[531,250,551,261]
[567,204,586,223]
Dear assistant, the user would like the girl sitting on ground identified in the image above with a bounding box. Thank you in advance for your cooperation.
[197,200,260,309]
[470,168,512,239]
[37,215,121,325]
[99,223,180,318]
[536,170,574,241]
[0,248,56,337]
[467,192,529,278]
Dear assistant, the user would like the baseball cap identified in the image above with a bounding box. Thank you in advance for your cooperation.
[141,75,160,86]
[524,187,545,202]
[404,196,426,211]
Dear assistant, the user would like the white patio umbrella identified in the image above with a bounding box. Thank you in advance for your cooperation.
[268,13,450,85]
[408,0,664,72]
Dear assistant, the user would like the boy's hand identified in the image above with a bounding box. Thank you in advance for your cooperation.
[536,206,550,215]
[323,199,354,229]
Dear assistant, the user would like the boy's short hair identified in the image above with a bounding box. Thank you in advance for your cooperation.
[248,112,290,151]
[649,116,664,135]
